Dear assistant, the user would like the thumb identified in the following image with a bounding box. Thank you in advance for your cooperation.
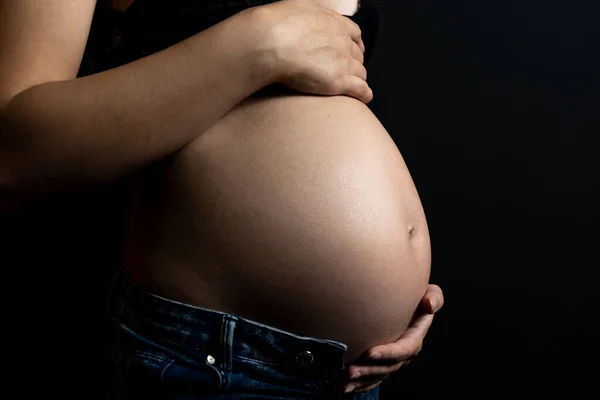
[421,284,444,314]
[336,75,373,104]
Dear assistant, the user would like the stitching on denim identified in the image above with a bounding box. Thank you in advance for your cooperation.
[159,360,176,384]
[234,354,279,366]
[134,350,168,363]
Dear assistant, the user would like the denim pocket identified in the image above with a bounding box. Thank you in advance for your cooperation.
[111,329,223,398]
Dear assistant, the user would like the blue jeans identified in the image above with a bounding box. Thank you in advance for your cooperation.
[107,271,379,399]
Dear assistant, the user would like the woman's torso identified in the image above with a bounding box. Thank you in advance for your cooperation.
[106,0,432,364]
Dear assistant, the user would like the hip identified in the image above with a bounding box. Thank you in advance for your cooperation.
[107,270,380,399]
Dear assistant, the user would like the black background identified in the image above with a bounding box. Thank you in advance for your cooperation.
[1,0,598,398]
[368,0,599,398]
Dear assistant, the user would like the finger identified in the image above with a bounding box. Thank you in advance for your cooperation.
[336,74,372,104]
[345,377,385,394]
[315,1,364,52]
[351,40,365,65]
[353,379,385,394]
[347,362,407,381]
[342,16,365,54]
[366,314,434,362]
[401,311,435,344]
[349,58,367,81]
[421,284,444,314]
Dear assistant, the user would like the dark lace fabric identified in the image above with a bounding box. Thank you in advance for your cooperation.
[79,0,378,77]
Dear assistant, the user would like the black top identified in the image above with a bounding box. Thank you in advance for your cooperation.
[79,0,379,77]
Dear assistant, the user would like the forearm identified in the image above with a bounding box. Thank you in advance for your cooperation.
[0,9,272,202]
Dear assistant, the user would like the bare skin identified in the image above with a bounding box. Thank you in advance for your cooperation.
[107,0,432,366]
[1,1,440,392]
[125,91,432,364]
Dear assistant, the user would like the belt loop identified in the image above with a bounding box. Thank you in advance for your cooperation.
[221,316,237,374]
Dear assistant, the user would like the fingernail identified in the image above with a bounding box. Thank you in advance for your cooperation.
[369,352,382,360]
[430,299,439,313]
[350,372,361,379]
[345,385,356,394]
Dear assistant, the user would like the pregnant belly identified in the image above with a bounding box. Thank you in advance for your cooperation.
[125,94,431,364]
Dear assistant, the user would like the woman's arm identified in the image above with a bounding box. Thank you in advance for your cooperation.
[0,0,369,208]
[0,0,273,206]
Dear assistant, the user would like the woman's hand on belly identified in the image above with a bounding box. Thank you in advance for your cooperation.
[313,0,360,15]
[133,93,432,363]
[343,284,445,394]
[254,0,372,103]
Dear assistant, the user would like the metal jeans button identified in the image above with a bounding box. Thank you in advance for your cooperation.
[296,350,314,366]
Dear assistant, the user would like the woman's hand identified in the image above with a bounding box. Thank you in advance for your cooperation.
[250,0,373,103]
[343,284,445,394]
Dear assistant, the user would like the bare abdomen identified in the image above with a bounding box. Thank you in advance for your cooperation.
[125,94,431,364]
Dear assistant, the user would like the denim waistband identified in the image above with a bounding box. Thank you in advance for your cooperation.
[108,270,351,382]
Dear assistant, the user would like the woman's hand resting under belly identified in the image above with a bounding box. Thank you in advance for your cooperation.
[125,93,431,364]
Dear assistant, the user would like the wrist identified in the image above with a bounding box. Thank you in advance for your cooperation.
[235,6,281,87]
